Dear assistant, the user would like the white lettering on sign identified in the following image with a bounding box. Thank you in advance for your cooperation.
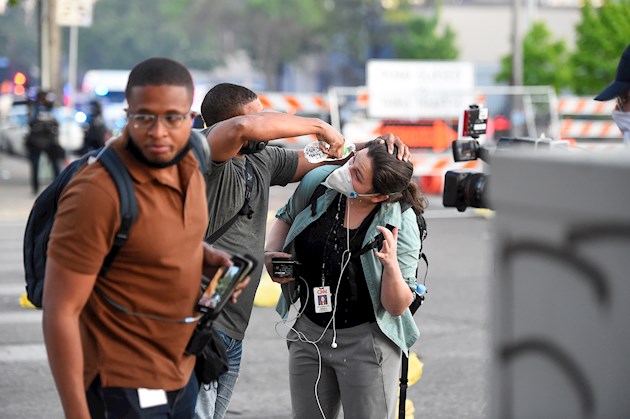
[367,60,475,119]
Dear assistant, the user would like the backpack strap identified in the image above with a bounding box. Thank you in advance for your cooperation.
[98,147,138,276]
[190,130,209,175]
[309,183,329,216]
[399,353,410,419]
[205,158,254,245]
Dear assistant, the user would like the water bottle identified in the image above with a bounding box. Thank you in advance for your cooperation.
[304,141,355,163]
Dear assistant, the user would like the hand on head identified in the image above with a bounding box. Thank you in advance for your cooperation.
[374,133,411,161]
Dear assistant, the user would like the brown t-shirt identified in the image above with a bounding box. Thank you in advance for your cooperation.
[48,133,208,390]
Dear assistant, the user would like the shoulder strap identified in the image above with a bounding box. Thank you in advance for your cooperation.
[309,183,329,216]
[190,130,209,174]
[399,354,410,418]
[205,158,254,245]
[98,147,138,276]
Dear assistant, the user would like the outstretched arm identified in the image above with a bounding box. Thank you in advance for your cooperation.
[206,112,345,162]
[291,133,412,182]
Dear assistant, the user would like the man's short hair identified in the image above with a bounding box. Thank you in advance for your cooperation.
[201,83,258,127]
[125,57,194,99]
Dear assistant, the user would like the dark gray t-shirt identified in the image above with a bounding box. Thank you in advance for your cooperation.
[206,146,298,340]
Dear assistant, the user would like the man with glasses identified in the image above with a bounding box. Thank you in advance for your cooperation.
[595,43,630,145]
[43,57,243,418]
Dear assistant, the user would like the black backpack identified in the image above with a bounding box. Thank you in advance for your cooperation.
[23,133,209,308]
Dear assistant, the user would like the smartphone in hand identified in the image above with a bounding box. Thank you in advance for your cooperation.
[197,254,256,319]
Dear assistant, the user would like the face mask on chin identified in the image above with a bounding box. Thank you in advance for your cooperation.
[612,110,630,146]
[323,162,378,199]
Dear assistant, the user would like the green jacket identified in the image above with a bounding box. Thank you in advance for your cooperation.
[275,165,421,354]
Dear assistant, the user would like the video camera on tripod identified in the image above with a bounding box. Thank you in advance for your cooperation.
[442,104,569,212]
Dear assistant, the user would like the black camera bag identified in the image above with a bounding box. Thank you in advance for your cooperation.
[193,326,229,385]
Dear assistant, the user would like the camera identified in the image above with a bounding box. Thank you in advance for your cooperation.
[272,257,301,278]
[443,105,569,212]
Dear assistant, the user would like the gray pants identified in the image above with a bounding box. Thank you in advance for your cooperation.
[287,316,401,419]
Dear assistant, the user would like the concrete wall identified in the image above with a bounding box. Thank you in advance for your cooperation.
[438,5,582,65]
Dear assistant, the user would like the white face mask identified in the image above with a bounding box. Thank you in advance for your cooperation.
[612,109,630,146]
[323,162,378,199]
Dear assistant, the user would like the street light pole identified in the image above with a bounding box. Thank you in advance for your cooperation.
[68,24,78,108]
[39,0,61,96]
[511,0,523,87]
[510,0,525,136]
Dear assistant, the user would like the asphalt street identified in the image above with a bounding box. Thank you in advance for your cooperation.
[0,153,492,419]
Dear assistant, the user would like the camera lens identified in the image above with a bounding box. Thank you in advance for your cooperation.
[462,173,489,209]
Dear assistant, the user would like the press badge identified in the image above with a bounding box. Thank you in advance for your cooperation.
[314,286,332,313]
[138,388,168,409]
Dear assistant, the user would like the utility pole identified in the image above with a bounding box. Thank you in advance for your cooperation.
[40,0,62,97]
[511,0,523,86]
[510,0,525,136]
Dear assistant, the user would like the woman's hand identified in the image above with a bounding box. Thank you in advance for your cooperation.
[375,225,414,316]
[374,225,398,267]
[264,250,297,284]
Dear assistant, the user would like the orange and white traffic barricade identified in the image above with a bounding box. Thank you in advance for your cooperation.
[257,92,329,115]
[411,153,484,196]
[560,119,621,139]
[557,97,615,116]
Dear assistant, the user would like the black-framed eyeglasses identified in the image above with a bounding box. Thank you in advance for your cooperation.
[127,112,192,129]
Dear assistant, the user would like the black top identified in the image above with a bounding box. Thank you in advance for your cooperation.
[294,194,378,328]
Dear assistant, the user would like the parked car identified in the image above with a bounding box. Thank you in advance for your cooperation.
[0,100,29,157]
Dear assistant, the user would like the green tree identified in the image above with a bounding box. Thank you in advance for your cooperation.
[389,6,458,59]
[236,0,327,90]
[0,5,38,79]
[495,21,570,91]
[571,0,630,95]
[77,0,224,74]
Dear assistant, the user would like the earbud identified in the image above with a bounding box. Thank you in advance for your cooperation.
[331,341,338,349]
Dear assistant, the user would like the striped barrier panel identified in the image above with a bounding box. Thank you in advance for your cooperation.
[558,96,621,140]
[557,97,616,116]
[258,92,329,114]
[411,153,484,195]
[560,119,621,139]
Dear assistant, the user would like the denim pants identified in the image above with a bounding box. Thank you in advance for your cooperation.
[194,330,243,419]
[86,373,198,419]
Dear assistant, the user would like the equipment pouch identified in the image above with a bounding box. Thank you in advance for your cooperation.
[188,326,228,384]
